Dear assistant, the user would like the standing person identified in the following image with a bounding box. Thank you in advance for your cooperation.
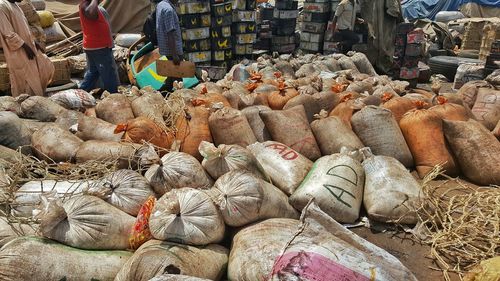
[156,0,183,93]
[331,0,363,53]
[79,0,119,93]
[0,0,54,97]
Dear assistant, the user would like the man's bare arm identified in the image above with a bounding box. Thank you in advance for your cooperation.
[81,0,99,20]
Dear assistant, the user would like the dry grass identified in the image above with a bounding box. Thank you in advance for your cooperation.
[414,166,500,281]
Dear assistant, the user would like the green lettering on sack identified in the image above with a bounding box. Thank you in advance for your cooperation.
[326,165,358,186]
[323,184,355,208]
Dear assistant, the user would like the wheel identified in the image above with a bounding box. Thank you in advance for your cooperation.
[428,56,483,81]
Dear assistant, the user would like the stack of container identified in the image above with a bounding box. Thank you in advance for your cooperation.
[254,4,274,51]
[211,0,233,69]
[300,0,331,53]
[178,1,212,65]
[232,0,257,61]
[272,0,298,54]
[322,0,340,54]
[394,23,425,87]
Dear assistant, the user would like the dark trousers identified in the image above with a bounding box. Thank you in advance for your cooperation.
[80,48,119,93]
[159,55,181,94]
[338,29,360,54]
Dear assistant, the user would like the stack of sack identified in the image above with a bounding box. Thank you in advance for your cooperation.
[0,52,499,281]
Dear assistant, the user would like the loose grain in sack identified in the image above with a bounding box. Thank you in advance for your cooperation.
[0,237,132,281]
[260,105,321,161]
[443,119,500,186]
[199,141,267,180]
[76,115,123,142]
[248,141,312,196]
[115,116,174,150]
[400,106,459,178]
[208,107,257,147]
[0,111,32,154]
[175,101,213,161]
[311,110,364,155]
[114,240,228,281]
[241,105,272,142]
[31,124,83,163]
[149,187,225,245]
[361,148,421,224]
[144,152,213,196]
[85,169,155,216]
[75,140,139,169]
[20,96,67,122]
[210,170,298,227]
[351,105,414,168]
[289,148,365,224]
[96,94,135,125]
[38,195,136,250]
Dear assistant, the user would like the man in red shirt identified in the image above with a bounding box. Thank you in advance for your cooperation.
[79,0,118,93]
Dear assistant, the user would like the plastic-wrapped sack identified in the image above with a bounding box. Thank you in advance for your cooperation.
[96,94,135,125]
[31,124,83,163]
[20,96,67,122]
[361,148,421,224]
[39,195,135,250]
[131,92,166,126]
[443,119,500,186]
[241,105,272,142]
[149,188,225,245]
[247,141,312,196]
[115,239,228,281]
[400,107,459,178]
[75,141,139,169]
[0,96,21,114]
[85,170,155,216]
[0,217,35,247]
[129,196,156,250]
[260,105,321,161]
[210,170,298,227]
[471,88,500,130]
[311,110,364,155]
[208,107,257,147]
[199,141,267,180]
[0,237,132,281]
[228,202,418,281]
[48,89,96,111]
[453,63,484,90]
[76,115,123,142]
[144,152,213,196]
[11,180,91,217]
[351,106,414,168]
[289,148,365,223]
[115,116,174,150]
[0,111,32,154]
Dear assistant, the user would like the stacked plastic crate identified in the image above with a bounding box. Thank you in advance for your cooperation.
[211,0,233,69]
[232,0,257,61]
[254,4,274,51]
[272,0,298,54]
[178,1,212,65]
[394,23,425,86]
[300,0,331,53]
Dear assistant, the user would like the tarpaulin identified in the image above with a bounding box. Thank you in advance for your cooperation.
[402,0,500,20]
[45,0,151,34]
